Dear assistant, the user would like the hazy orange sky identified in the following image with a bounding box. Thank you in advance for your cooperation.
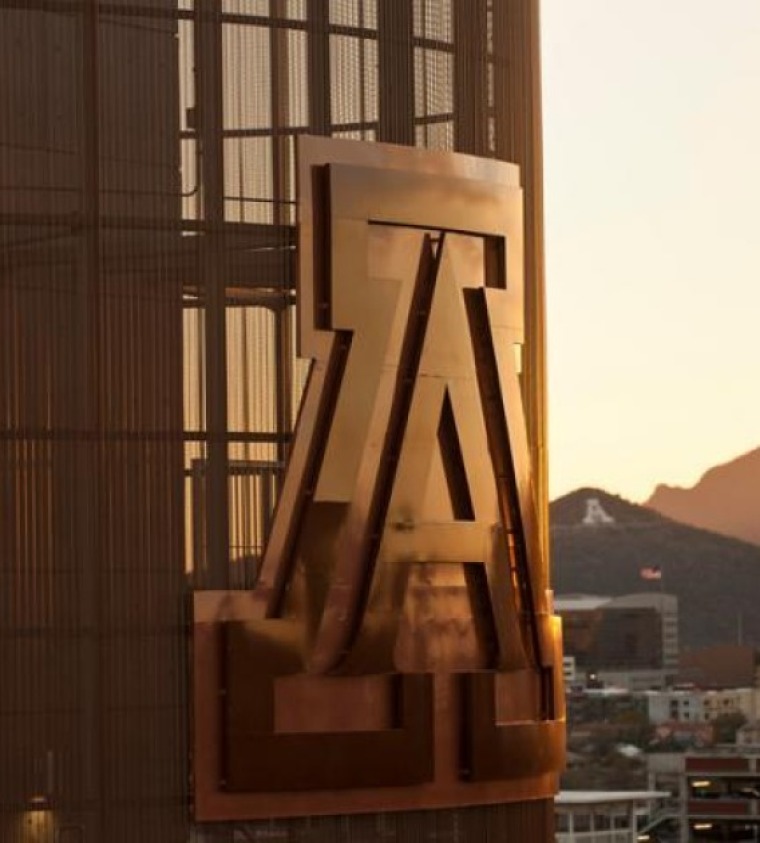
[541,0,760,502]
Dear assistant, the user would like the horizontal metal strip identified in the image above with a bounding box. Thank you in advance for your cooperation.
[0,429,290,443]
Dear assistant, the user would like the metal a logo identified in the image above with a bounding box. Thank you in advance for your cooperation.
[191,137,564,821]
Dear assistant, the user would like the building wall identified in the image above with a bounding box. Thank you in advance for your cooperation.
[557,593,678,680]
[679,644,759,689]
[703,688,760,722]
[564,655,578,684]
[683,751,760,841]
[0,6,186,842]
[649,691,706,725]
[560,606,607,667]
[737,722,760,746]
[595,607,663,670]
[598,669,669,692]
[1,1,553,841]
[647,688,760,725]
[607,593,679,673]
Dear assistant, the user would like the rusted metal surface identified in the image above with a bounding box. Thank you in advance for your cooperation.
[191,136,565,821]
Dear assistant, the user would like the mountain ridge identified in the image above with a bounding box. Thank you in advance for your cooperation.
[645,446,760,546]
[550,487,760,650]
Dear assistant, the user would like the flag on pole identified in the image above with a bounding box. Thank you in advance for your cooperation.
[640,565,662,581]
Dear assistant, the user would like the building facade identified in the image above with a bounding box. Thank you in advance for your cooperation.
[679,644,760,689]
[0,1,558,841]
[555,790,668,843]
[682,749,760,841]
[557,593,679,690]
[648,688,760,726]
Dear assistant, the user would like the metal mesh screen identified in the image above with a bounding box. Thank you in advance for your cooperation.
[0,1,547,840]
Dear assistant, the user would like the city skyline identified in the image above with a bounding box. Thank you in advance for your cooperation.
[542,0,760,502]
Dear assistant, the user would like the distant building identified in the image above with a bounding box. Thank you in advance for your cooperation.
[648,689,705,725]
[646,745,760,841]
[651,721,715,751]
[555,791,669,842]
[564,655,578,685]
[736,722,760,747]
[556,593,679,690]
[647,751,686,795]
[647,687,760,726]
[567,686,648,728]
[679,644,760,689]
[681,748,760,841]
[610,593,679,675]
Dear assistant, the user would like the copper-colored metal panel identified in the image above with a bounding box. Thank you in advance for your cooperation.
[461,670,565,783]
[224,723,433,793]
[223,623,434,791]
[190,136,564,821]
[192,594,558,822]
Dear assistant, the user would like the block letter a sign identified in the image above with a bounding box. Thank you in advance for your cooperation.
[191,137,565,822]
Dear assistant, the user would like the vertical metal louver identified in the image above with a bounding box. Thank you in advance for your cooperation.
[0,1,548,840]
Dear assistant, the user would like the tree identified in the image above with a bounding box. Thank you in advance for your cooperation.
[712,712,747,744]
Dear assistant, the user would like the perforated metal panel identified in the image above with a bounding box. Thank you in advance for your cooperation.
[0,2,550,840]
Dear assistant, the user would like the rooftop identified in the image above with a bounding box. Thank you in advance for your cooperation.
[556,790,670,807]
[554,594,611,612]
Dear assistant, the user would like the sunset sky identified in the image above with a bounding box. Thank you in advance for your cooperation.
[541,0,760,502]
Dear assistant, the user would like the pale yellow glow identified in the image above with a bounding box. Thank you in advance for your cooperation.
[11,808,54,843]
[542,0,760,501]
